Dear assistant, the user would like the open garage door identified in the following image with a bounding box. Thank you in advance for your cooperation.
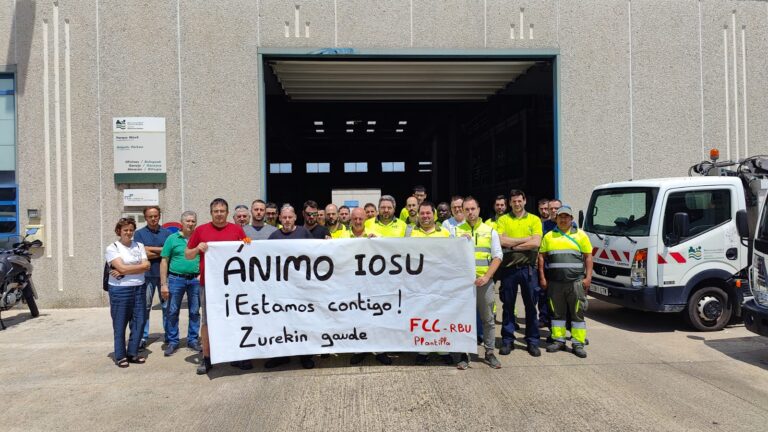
[263,56,555,220]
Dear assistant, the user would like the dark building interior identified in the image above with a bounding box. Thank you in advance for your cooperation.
[263,57,554,220]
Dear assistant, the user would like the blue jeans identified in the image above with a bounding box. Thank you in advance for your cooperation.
[166,274,201,346]
[109,283,146,361]
[142,277,168,342]
[500,266,540,346]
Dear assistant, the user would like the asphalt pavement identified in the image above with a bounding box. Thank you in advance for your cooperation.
[1,296,767,432]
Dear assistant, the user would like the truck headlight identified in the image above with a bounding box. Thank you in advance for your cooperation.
[630,248,647,288]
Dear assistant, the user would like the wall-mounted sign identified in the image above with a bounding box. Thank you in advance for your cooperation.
[123,189,159,207]
[113,117,166,183]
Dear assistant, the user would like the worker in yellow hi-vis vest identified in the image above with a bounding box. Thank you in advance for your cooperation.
[537,205,593,358]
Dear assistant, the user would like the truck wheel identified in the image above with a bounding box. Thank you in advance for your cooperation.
[22,286,40,318]
[684,286,731,331]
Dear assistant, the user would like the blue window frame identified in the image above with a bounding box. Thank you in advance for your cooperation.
[0,74,16,243]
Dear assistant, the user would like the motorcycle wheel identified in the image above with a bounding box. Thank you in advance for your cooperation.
[22,286,40,317]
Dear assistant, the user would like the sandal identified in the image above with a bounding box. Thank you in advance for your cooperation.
[116,358,129,368]
[128,355,146,364]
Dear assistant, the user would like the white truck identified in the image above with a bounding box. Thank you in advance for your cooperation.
[581,151,768,331]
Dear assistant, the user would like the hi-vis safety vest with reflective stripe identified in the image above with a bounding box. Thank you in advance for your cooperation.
[542,229,588,282]
[330,224,351,239]
[455,221,493,278]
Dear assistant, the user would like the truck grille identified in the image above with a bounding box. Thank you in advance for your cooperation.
[594,263,631,279]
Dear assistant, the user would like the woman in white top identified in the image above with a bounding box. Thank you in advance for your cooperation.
[105,217,150,367]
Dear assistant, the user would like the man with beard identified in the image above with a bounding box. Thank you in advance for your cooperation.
[242,199,278,240]
[302,200,331,239]
[325,203,350,239]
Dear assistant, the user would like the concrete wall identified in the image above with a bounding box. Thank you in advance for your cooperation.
[4,0,768,307]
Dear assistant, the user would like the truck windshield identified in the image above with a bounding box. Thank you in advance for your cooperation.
[584,187,658,236]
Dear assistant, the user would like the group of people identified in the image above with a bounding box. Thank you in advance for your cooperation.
[104,185,593,374]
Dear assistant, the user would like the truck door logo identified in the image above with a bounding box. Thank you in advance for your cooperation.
[688,246,702,260]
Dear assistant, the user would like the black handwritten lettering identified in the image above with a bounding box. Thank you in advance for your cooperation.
[240,326,309,347]
[225,293,230,317]
[235,294,249,315]
[313,256,334,281]
[406,253,424,275]
[240,326,255,348]
[249,256,271,281]
[327,293,393,316]
[354,254,366,275]
[283,255,311,280]
[320,327,368,347]
[224,257,246,285]
[369,255,385,276]
[388,254,403,275]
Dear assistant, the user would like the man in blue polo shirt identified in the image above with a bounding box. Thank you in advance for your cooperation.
[134,206,171,350]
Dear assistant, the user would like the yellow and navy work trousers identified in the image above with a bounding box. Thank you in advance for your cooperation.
[547,279,587,346]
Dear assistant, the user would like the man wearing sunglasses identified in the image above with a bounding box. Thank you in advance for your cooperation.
[302,200,331,240]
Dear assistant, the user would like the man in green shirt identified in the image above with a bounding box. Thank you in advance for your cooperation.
[159,211,201,357]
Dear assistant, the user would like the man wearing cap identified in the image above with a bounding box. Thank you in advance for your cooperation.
[538,205,593,358]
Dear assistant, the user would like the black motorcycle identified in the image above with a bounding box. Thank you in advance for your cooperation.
[0,233,43,329]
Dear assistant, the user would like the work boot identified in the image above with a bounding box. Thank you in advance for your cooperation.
[485,353,502,369]
[572,345,587,358]
[499,343,515,355]
[415,354,429,365]
[375,353,393,365]
[546,341,566,353]
[456,353,470,370]
[527,344,541,357]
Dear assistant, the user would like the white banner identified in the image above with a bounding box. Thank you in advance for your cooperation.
[205,238,477,364]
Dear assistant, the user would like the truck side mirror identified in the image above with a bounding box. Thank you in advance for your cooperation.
[736,209,749,238]
[578,210,584,228]
[673,212,690,239]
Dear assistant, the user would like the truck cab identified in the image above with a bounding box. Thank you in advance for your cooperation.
[745,197,768,337]
[583,177,749,331]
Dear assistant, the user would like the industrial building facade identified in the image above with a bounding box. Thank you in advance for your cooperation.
[1,0,767,307]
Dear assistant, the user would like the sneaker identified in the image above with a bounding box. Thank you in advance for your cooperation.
[546,341,566,353]
[572,345,587,358]
[456,354,470,370]
[264,357,290,369]
[375,353,393,365]
[485,353,502,369]
[415,354,429,365]
[300,356,315,369]
[440,354,454,365]
[527,344,541,357]
[139,339,147,352]
[163,344,178,357]
[188,341,202,352]
[499,343,515,355]
[350,353,367,365]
